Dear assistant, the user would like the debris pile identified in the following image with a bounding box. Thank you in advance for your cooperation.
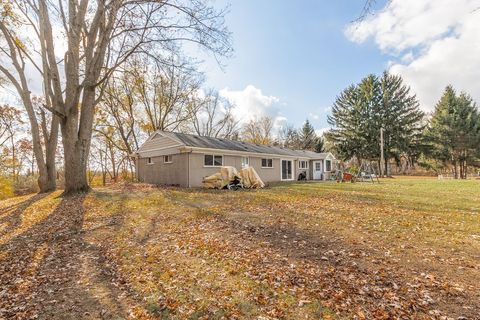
[202,166,265,189]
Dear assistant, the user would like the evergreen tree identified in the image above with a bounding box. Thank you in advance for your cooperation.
[427,86,480,178]
[314,136,325,153]
[326,72,424,174]
[299,119,317,150]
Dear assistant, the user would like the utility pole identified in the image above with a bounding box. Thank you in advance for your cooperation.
[380,127,385,177]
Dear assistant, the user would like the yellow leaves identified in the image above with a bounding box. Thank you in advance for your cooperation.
[0,0,14,20]
[0,176,14,200]
[13,35,26,50]
[0,192,61,245]
[2,179,478,318]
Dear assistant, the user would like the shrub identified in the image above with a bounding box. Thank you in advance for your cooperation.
[0,176,14,200]
[13,175,39,195]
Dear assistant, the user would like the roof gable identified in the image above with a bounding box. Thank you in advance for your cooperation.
[136,132,185,155]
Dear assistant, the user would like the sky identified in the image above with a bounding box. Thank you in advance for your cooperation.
[2,0,480,136]
[199,0,480,134]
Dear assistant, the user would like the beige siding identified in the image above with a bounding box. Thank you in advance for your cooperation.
[188,153,237,187]
[187,153,297,187]
[250,157,281,182]
[137,153,188,187]
[308,160,314,180]
[136,148,333,187]
[139,146,183,158]
[137,135,182,156]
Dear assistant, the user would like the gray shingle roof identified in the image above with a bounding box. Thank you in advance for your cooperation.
[160,131,329,159]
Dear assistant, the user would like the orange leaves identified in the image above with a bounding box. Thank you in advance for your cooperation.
[1,179,479,318]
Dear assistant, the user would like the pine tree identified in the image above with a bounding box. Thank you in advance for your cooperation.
[314,136,325,153]
[299,120,317,150]
[326,72,424,173]
[427,86,480,178]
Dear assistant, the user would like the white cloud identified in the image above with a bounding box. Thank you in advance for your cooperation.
[219,85,283,124]
[315,128,330,137]
[345,0,480,111]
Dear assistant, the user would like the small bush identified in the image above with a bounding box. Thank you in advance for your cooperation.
[14,175,39,195]
[0,176,14,200]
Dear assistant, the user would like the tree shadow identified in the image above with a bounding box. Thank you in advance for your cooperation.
[0,193,133,319]
[0,193,49,239]
[211,211,478,318]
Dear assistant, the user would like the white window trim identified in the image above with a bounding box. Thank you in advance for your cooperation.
[241,156,250,168]
[203,154,224,167]
[325,159,332,172]
[146,157,154,165]
[280,159,294,181]
[163,155,173,164]
[261,158,274,169]
[298,160,308,169]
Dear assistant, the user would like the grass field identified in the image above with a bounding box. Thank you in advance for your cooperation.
[0,177,479,319]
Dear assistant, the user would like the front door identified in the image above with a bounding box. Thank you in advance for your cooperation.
[313,161,322,180]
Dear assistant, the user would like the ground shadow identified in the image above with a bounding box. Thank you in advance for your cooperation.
[210,210,479,318]
[0,192,133,320]
[0,193,49,239]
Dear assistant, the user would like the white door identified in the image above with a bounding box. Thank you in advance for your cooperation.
[313,161,322,180]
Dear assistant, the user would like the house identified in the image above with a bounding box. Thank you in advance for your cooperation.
[133,131,337,187]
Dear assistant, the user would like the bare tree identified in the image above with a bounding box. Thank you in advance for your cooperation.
[0,11,59,192]
[132,57,205,134]
[1,0,232,193]
[95,70,143,175]
[278,124,301,149]
[241,116,275,145]
[190,89,239,139]
[0,104,24,180]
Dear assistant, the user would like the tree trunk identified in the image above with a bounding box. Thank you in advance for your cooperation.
[44,142,57,191]
[11,135,16,181]
[384,158,388,178]
[61,88,95,194]
[62,126,90,194]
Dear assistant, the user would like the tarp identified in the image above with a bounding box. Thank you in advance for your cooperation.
[239,167,265,189]
[202,166,264,189]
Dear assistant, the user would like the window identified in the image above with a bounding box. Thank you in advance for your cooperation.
[204,154,223,167]
[163,155,172,163]
[147,157,153,164]
[315,162,321,171]
[298,160,308,169]
[281,160,293,180]
[261,158,273,168]
[325,160,332,172]
[241,156,249,168]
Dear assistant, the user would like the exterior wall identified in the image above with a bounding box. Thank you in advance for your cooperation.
[188,153,240,187]
[138,135,182,154]
[308,160,314,180]
[188,153,294,187]
[137,153,188,187]
[139,146,183,158]
[296,159,310,180]
[250,157,281,183]
[136,148,336,187]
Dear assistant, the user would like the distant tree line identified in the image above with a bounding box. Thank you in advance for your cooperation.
[326,72,480,178]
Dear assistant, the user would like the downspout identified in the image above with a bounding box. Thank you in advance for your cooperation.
[188,152,191,187]
[180,147,193,188]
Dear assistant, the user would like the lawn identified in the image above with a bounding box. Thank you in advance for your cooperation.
[0,177,479,319]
